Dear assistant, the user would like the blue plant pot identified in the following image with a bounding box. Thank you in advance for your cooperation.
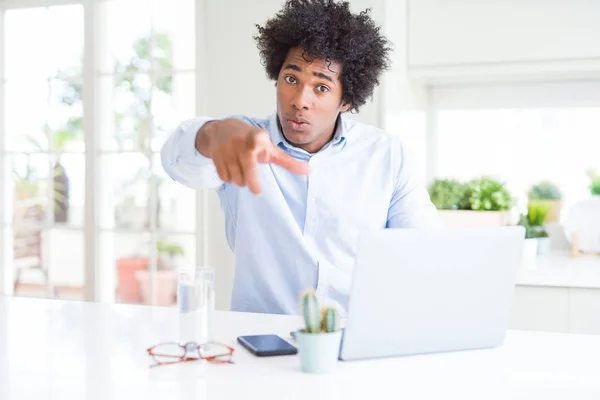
[537,237,552,255]
[294,330,342,373]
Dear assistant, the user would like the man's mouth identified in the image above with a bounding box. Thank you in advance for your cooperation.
[286,118,310,131]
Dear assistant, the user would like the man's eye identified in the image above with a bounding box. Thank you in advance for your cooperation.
[284,76,296,84]
[317,85,329,93]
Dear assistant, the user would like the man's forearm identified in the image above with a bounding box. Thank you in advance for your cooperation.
[195,120,217,158]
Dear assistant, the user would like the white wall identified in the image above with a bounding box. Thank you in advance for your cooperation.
[408,0,600,68]
[406,0,600,84]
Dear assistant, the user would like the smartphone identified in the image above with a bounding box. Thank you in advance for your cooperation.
[237,334,297,356]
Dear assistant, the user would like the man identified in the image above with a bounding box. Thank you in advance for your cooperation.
[161,0,438,315]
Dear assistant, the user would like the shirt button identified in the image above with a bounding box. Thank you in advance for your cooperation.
[310,198,316,204]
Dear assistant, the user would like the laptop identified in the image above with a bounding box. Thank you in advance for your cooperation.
[312,226,524,361]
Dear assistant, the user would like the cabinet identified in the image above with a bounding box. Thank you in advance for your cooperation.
[510,286,600,335]
[570,289,600,335]
[408,0,600,68]
[509,286,570,333]
[508,252,600,335]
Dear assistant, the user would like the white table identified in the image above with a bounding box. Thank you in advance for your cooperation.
[1,297,600,400]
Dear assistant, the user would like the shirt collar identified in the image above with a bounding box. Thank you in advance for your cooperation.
[268,112,347,153]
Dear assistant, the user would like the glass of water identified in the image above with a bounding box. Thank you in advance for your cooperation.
[177,267,215,345]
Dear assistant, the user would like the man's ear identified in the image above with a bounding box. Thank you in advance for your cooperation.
[340,102,351,113]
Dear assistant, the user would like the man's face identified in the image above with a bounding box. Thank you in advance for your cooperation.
[276,47,350,154]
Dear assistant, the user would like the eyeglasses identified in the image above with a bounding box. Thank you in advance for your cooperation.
[147,341,235,368]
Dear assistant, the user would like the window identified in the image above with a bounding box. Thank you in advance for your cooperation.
[97,0,196,306]
[3,4,85,300]
[1,0,200,305]
[430,82,600,217]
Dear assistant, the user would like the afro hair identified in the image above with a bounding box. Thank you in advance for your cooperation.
[254,0,392,113]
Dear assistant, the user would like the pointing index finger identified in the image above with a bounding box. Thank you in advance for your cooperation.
[268,145,311,175]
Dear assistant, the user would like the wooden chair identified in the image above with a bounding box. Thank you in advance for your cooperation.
[13,204,56,297]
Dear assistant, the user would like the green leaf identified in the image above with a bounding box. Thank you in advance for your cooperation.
[526,202,550,227]
[465,177,512,211]
[588,170,600,196]
[52,125,82,151]
[427,178,470,210]
[156,240,185,257]
[528,181,562,200]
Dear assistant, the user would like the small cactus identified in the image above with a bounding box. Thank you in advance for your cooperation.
[299,289,340,333]
[300,289,321,333]
[321,306,340,333]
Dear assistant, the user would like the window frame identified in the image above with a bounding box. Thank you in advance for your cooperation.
[0,0,207,304]
[426,80,600,182]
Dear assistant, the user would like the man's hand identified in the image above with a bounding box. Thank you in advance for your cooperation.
[196,119,310,195]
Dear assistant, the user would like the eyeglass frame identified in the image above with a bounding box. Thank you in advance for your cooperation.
[147,341,235,368]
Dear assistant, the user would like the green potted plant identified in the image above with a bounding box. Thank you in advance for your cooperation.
[518,214,539,269]
[528,181,562,222]
[136,240,184,306]
[427,178,469,210]
[466,177,512,211]
[588,170,600,196]
[430,176,513,227]
[526,202,551,255]
[294,289,342,373]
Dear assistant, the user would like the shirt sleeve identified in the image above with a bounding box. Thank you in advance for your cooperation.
[160,117,224,190]
[386,138,440,229]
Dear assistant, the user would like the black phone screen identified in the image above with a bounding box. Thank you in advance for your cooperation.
[237,334,297,356]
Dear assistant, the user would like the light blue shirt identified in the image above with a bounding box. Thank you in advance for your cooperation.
[161,113,439,315]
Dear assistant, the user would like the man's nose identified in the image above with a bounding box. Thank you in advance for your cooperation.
[291,86,312,110]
